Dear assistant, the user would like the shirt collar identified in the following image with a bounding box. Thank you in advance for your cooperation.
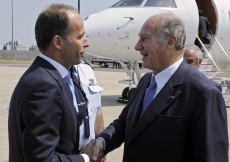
[39,53,69,78]
[153,57,183,90]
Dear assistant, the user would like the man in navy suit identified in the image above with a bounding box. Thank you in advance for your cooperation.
[83,13,228,162]
[184,44,222,92]
[8,4,92,162]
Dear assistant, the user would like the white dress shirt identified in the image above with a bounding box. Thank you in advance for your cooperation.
[153,57,183,99]
[39,54,89,162]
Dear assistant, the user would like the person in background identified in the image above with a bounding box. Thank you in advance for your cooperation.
[74,60,107,161]
[198,10,211,39]
[113,60,121,69]
[112,60,118,68]
[184,44,222,92]
[82,13,228,162]
[194,10,211,51]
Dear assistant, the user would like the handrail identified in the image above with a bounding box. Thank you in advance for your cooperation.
[209,30,230,61]
[196,35,221,72]
[197,35,229,93]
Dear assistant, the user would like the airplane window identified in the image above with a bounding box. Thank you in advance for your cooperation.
[144,0,177,8]
[112,0,144,7]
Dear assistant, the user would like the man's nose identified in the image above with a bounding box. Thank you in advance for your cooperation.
[83,36,89,48]
[135,40,142,51]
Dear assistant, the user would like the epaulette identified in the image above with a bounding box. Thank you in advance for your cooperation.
[82,60,94,69]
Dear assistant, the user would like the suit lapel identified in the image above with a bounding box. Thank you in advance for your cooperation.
[127,60,188,145]
[126,73,151,136]
[33,57,76,114]
[34,56,80,149]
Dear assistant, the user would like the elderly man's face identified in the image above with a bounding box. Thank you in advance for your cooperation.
[135,17,168,73]
[184,49,200,69]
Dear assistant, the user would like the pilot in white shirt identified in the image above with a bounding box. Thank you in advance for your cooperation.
[73,61,105,148]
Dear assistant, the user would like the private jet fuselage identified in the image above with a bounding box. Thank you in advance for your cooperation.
[84,0,230,64]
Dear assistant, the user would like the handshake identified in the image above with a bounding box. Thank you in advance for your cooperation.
[80,137,107,162]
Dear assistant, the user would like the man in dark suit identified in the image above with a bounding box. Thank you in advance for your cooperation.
[198,14,211,38]
[195,10,211,51]
[84,13,229,162]
[8,4,92,162]
[184,44,222,92]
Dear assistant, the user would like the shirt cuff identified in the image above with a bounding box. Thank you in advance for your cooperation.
[81,154,89,162]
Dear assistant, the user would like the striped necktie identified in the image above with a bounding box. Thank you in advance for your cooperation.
[69,66,90,139]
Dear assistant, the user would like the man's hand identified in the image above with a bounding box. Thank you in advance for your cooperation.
[80,138,105,162]
[92,137,104,161]
[80,139,96,161]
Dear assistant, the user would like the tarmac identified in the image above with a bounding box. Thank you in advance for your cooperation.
[1,62,230,162]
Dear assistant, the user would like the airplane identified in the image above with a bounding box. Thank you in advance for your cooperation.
[84,0,230,101]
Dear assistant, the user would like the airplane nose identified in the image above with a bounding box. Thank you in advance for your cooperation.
[84,19,95,46]
[84,14,115,55]
[83,9,143,60]
[84,20,91,37]
[84,20,88,28]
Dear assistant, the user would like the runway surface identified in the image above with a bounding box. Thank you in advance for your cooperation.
[0,62,230,162]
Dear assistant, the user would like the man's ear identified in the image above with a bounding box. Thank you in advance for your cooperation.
[52,35,63,50]
[199,59,202,65]
[167,36,177,49]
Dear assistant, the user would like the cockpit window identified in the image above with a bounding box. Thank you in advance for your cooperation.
[144,0,177,8]
[112,0,144,7]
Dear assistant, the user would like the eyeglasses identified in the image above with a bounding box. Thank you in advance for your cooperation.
[186,59,199,65]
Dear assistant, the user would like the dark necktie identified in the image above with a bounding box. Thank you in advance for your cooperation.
[141,76,157,116]
[70,66,90,139]
[70,66,80,87]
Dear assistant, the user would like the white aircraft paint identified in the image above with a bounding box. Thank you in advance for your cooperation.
[84,0,230,63]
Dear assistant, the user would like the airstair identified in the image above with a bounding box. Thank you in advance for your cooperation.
[196,35,230,107]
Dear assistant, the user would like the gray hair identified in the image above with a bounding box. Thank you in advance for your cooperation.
[156,13,186,50]
[185,44,203,60]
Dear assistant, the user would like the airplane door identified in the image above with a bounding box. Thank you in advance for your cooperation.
[196,0,230,63]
